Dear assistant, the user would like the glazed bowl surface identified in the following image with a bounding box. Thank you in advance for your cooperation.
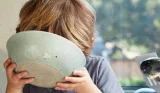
[6,31,86,88]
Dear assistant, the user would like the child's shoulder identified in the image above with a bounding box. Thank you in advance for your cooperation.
[85,55,114,85]
[87,55,108,61]
[86,55,109,67]
[86,55,111,73]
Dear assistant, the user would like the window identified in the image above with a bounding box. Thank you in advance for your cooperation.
[89,0,160,87]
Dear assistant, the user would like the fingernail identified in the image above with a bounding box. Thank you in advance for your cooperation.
[8,58,11,61]
[64,77,67,79]
[65,77,69,80]
[30,77,35,81]
[12,63,16,67]
[55,87,60,90]
[73,71,76,74]
[32,78,35,81]
[25,72,28,75]
[12,62,16,65]
[65,77,67,79]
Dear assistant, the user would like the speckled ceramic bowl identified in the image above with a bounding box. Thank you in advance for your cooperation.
[6,31,86,88]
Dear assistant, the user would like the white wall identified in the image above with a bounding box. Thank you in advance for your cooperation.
[0,0,27,92]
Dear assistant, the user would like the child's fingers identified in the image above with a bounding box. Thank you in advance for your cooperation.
[64,76,85,83]
[72,69,87,77]
[56,82,78,89]
[13,71,28,80]
[55,87,65,90]
[6,63,16,77]
[55,87,73,91]
[19,78,35,84]
[3,58,11,69]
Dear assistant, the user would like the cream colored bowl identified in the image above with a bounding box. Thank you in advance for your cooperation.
[6,31,86,88]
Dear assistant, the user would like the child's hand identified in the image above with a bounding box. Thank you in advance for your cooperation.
[55,67,102,93]
[3,58,35,93]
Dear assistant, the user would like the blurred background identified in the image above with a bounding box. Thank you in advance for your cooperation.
[88,0,160,92]
[1,0,160,92]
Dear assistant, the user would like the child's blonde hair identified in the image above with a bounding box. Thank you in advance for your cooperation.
[16,0,96,56]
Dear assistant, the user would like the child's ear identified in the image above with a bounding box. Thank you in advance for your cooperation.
[91,37,94,48]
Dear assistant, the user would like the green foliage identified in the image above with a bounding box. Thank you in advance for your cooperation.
[119,77,146,86]
[88,0,160,57]
[110,39,149,59]
[111,50,124,60]
[87,0,160,86]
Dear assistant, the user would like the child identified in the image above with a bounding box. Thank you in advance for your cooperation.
[4,0,124,93]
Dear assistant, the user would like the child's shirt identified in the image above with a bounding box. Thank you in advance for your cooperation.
[23,55,124,93]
